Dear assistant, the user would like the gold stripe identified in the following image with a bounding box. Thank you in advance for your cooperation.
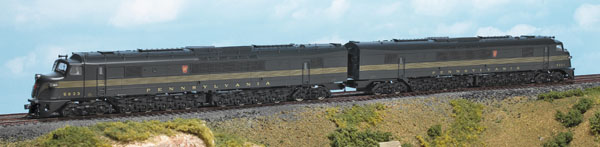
[58,81,83,89]
[61,80,105,88]
[56,55,570,89]
[57,67,347,88]
[549,55,570,61]
[360,55,569,72]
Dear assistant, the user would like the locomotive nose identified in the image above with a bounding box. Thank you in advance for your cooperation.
[31,72,64,99]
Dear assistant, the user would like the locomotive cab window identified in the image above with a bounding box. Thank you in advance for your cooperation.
[69,66,82,76]
[556,44,564,51]
[53,61,68,74]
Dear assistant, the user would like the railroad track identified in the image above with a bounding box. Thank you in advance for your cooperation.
[0,113,35,126]
[2,74,599,127]
[572,74,600,83]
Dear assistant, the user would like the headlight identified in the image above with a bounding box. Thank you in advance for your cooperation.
[49,83,59,87]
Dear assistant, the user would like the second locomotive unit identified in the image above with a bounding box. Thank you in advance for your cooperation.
[26,35,573,118]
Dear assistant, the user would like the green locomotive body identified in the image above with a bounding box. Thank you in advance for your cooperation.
[26,36,573,118]
[346,36,572,94]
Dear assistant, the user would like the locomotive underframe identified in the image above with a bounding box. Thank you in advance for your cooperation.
[356,69,571,95]
[28,83,333,117]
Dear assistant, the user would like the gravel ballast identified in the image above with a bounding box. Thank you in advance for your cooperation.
[1,82,599,141]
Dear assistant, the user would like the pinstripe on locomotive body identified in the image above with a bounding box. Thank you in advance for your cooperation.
[25,35,574,118]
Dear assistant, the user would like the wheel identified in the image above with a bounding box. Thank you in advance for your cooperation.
[61,103,78,117]
[165,102,175,111]
[253,96,262,104]
[393,82,408,94]
[93,101,111,115]
[551,72,564,82]
[370,83,385,95]
[156,103,167,111]
[231,95,244,106]
[236,99,244,106]
[383,83,394,94]
[120,104,132,113]
[291,87,308,101]
[535,73,550,83]
[315,87,329,100]
[176,102,186,110]
[215,100,225,107]
[145,101,155,112]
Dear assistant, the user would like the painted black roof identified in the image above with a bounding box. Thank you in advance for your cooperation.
[347,36,560,51]
[69,43,345,64]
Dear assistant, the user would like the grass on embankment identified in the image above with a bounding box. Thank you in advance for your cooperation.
[417,99,486,146]
[4,86,600,147]
[209,98,457,146]
[210,86,600,147]
[325,103,394,147]
[1,118,216,147]
[481,86,600,146]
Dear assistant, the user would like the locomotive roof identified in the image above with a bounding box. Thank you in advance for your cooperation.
[347,35,561,50]
[68,43,344,64]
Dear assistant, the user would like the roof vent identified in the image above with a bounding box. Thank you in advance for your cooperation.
[97,51,115,55]
[136,48,186,52]
[427,37,450,42]
[186,46,215,49]
[477,35,512,39]
[252,44,295,49]
[329,43,342,47]
[391,38,429,42]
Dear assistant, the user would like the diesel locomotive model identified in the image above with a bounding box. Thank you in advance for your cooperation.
[26,35,573,118]
[345,35,573,94]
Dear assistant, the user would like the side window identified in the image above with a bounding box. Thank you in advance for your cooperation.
[556,45,563,51]
[69,66,82,75]
[98,67,103,75]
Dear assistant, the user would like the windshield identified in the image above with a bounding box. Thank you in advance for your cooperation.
[53,60,68,74]
[556,44,564,51]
